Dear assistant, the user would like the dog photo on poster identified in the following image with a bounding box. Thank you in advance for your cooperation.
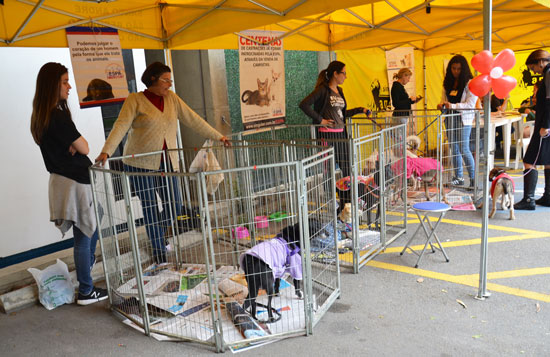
[66,26,129,109]
[238,30,286,130]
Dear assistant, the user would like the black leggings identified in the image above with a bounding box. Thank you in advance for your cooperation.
[318,130,351,205]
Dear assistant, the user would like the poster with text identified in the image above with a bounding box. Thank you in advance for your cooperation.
[385,47,416,111]
[239,30,285,130]
[66,26,128,109]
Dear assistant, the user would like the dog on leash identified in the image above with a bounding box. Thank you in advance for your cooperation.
[479,167,515,220]
[240,219,322,322]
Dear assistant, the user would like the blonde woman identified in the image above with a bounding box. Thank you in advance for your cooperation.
[391,68,420,121]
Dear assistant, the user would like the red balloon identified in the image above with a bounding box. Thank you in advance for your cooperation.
[469,74,492,97]
[493,49,516,72]
[471,51,493,74]
[492,76,517,99]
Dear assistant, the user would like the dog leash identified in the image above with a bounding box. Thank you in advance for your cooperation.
[519,132,550,177]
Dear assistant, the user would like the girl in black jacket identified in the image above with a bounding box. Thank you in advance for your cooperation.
[300,60,369,209]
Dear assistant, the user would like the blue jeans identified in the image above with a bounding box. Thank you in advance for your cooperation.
[73,226,98,295]
[445,116,475,178]
[124,163,182,264]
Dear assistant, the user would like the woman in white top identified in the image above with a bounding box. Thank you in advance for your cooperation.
[437,55,478,187]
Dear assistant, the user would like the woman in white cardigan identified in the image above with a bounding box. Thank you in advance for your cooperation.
[96,62,230,263]
[437,55,478,187]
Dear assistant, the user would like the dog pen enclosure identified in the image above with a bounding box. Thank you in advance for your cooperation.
[229,123,408,273]
[90,142,340,352]
[371,110,484,204]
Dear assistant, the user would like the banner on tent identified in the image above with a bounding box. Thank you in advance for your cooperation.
[238,30,285,130]
[66,26,128,109]
[386,47,416,111]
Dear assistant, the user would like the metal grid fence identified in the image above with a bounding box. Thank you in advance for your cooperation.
[90,142,339,352]
[230,123,408,273]
[370,109,483,204]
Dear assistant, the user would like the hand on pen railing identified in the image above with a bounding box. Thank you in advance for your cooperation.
[95,152,109,166]
[220,136,232,147]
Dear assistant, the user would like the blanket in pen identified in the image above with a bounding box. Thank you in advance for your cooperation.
[392,157,442,180]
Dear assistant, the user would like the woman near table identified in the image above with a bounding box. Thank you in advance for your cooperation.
[437,54,478,187]
[515,50,550,210]
[299,60,369,210]
[96,62,230,262]
[391,68,420,121]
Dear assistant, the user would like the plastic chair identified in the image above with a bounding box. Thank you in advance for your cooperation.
[400,201,450,268]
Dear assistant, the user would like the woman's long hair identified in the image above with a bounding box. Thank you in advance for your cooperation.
[30,63,70,145]
[442,54,473,96]
[315,60,345,89]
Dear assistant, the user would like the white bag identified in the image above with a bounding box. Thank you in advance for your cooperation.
[205,150,224,195]
[189,140,224,195]
[28,259,74,310]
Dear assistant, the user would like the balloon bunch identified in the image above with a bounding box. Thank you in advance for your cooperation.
[468,49,517,99]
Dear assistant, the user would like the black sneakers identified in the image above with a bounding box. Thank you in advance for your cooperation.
[451,177,464,186]
[77,287,108,306]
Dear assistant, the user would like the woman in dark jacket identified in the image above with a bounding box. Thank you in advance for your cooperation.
[515,49,550,210]
[391,67,420,120]
[299,60,369,209]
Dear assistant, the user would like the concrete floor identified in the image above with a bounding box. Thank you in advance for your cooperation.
[2,168,550,356]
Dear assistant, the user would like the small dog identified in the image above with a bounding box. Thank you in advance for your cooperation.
[480,167,515,220]
[240,219,322,322]
[339,202,353,223]
[406,135,421,158]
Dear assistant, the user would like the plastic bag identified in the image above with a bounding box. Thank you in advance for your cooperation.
[188,140,224,195]
[205,151,224,195]
[28,259,74,310]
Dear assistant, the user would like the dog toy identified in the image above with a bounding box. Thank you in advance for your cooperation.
[232,226,249,239]
[254,216,269,229]
[269,211,288,222]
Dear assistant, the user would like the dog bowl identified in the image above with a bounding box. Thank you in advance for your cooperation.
[232,226,249,239]
[269,211,288,222]
[254,216,269,229]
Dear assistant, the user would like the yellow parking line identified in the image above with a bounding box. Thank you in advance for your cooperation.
[367,260,550,303]
[458,267,550,280]
[382,233,550,254]
[360,213,550,302]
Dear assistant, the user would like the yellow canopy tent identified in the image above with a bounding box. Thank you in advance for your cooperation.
[165,0,550,112]
[0,0,377,48]
[175,0,550,54]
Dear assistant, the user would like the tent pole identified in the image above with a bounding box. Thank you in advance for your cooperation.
[477,0,492,301]
[422,48,427,111]
[9,0,45,44]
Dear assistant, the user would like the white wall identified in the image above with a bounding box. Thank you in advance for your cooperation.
[0,48,106,257]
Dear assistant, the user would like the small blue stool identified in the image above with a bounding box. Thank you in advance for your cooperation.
[400,201,451,268]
